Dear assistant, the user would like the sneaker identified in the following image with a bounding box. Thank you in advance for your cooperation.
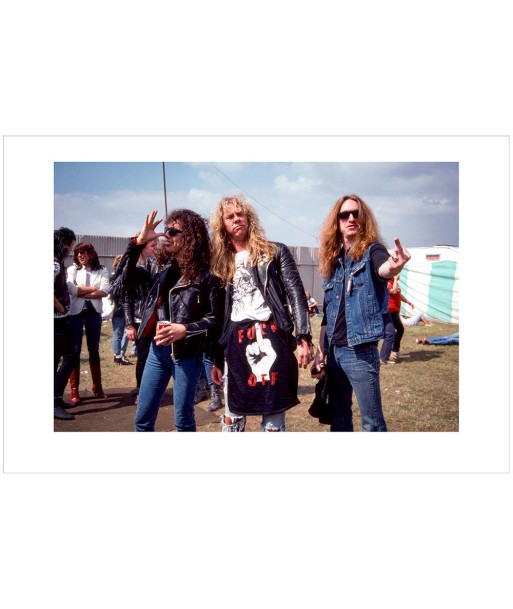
[416,338,425,344]
[206,385,223,412]
[115,355,132,365]
[380,359,396,365]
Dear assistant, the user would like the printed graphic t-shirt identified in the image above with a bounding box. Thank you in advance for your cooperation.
[230,250,272,322]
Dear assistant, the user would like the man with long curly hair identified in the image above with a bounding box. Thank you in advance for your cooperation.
[313,194,411,432]
[210,195,314,432]
[121,209,224,432]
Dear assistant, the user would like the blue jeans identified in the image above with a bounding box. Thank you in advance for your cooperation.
[328,343,387,432]
[135,341,202,432]
[111,315,128,355]
[202,354,214,387]
[426,332,459,346]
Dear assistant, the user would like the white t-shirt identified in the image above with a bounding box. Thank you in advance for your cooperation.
[231,250,272,322]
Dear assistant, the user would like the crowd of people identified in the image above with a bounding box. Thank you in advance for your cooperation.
[54,193,457,431]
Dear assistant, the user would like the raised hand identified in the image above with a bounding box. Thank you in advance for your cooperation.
[136,210,166,245]
[389,237,411,272]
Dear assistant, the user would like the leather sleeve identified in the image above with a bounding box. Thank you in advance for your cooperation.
[275,243,312,341]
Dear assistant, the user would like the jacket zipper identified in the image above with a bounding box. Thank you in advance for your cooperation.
[168,280,216,359]
[168,281,190,360]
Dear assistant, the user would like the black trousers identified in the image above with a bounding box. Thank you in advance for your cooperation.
[390,311,405,352]
[54,317,78,398]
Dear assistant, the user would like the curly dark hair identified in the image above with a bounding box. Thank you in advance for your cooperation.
[154,240,172,269]
[54,227,76,263]
[166,209,211,281]
[73,242,103,270]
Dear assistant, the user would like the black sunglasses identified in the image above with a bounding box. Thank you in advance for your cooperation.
[338,210,359,221]
[165,227,183,236]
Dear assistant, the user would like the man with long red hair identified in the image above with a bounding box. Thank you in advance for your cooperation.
[313,194,410,432]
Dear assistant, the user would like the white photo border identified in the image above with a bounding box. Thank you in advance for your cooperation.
[3,135,509,474]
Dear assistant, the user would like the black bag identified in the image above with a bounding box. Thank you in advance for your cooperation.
[308,368,333,425]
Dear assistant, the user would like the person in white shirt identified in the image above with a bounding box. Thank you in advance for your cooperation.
[67,242,110,403]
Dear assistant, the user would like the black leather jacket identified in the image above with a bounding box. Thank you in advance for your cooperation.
[121,257,160,326]
[218,242,312,359]
[122,240,224,361]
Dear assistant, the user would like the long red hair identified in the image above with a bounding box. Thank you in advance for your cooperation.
[318,195,386,278]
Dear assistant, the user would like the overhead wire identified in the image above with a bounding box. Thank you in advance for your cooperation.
[208,162,318,241]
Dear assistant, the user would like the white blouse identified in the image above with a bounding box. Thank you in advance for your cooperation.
[67,265,110,315]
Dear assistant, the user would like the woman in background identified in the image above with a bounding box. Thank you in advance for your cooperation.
[67,242,110,403]
[388,274,414,361]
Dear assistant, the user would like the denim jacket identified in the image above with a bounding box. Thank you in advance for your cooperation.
[323,244,389,349]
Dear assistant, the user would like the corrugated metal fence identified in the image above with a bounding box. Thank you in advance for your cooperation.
[65,236,325,308]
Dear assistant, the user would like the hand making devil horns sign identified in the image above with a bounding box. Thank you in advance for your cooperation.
[135,210,166,245]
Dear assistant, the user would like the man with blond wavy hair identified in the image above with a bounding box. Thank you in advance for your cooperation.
[210,195,314,432]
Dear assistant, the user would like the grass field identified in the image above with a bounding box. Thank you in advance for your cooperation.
[61,315,459,432]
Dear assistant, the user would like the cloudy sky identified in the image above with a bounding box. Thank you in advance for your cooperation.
[54,161,458,248]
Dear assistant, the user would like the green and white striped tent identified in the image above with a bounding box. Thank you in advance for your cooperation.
[398,246,459,324]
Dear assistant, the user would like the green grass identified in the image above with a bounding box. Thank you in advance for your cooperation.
[68,316,458,432]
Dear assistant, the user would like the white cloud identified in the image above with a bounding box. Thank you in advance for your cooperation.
[198,170,224,189]
[274,174,321,193]
[54,162,458,248]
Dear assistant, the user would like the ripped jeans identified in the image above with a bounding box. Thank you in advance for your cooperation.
[221,410,286,432]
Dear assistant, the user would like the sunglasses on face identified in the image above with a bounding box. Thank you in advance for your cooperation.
[165,227,183,237]
[338,210,359,221]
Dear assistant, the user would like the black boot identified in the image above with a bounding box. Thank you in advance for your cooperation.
[54,397,75,420]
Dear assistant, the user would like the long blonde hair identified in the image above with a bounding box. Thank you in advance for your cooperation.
[318,194,386,278]
[210,195,276,285]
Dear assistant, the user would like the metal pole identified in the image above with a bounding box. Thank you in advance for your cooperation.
[162,162,168,218]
